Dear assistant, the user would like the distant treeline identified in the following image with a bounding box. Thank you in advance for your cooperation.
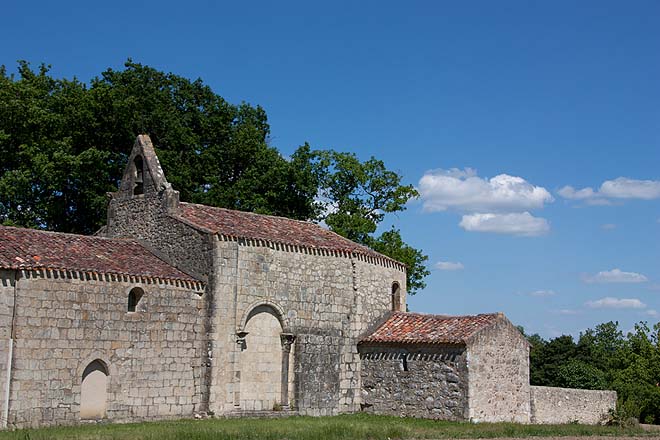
[524,321,660,423]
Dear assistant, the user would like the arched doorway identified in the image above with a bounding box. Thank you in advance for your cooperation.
[239,307,283,411]
[81,359,108,419]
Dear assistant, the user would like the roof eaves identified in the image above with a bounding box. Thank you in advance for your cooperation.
[2,264,205,291]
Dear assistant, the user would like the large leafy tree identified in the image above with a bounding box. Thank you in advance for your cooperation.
[0,61,320,233]
[0,60,428,293]
[302,149,429,293]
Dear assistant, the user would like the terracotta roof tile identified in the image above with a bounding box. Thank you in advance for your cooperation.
[0,225,200,284]
[178,202,392,261]
[361,312,501,345]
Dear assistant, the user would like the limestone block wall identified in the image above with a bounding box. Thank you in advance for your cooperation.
[106,193,213,280]
[359,344,468,420]
[208,237,406,416]
[346,258,406,412]
[5,271,207,428]
[467,317,531,423]
[530,386,616,424]
[0,270,16,426]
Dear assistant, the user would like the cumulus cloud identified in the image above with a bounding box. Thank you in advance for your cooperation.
[434,261,464,271]
[583,268,648,284]
[459,212,550,236]
[557,309,580,315]
[559,177,660,204]
[586,297,646,309]
[643,309,658,317]
[419,168,553,213]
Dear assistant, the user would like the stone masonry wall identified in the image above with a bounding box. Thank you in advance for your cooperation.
[359,344,468,420]
[345,258,406,413]
[5,270,207,428]
[467,316,530,423]
[0,270,16,426]
[530,386,616,424]
[208,238,406,416]
[106,194,213,281]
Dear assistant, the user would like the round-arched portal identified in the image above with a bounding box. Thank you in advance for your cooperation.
[80,359,109,420]
[239,308,283,411]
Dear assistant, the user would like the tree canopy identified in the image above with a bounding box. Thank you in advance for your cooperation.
[0,60,428,293]
[525,321,660,424]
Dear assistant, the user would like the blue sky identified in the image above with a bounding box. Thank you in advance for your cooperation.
[2,0,659,338]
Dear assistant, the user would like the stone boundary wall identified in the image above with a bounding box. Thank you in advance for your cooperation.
[359,344,468,420]
[530,385,616,425]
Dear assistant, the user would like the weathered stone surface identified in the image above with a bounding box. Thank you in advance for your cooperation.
[0,270,207,428]
[0,269,16,426]
[467,316,531,423]
[530,386,616,424]
[102,136,407,418]
[0,135,617,428]
[359,344,468,420]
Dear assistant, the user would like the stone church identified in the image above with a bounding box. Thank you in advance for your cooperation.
[0,135,615,428]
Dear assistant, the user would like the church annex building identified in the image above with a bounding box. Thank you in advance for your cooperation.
[0,136,615,428]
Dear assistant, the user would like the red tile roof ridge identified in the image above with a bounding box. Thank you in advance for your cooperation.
[360,311,504,345]
[177,202,402,265]
[391,311,502,318]
[180,202,322,226]
[0,224,134,243]
[0,225,203,287]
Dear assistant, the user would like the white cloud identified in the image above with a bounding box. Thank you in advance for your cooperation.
[459,212,550,236]
[601,223,616,230]
[557,309,580,315]
[601,178,660,199]
[525,289,556,297]
[586,297,646,309]
[584,268,648,284]
[558,186,596,200]
[419,168,553,213]
[643,309,658,317]
[559,177,660,204]
[434,261,464,271]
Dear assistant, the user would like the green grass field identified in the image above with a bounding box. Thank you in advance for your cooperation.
[0,414,652,440]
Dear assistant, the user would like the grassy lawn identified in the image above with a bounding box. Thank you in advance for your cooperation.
[0,414,651,440]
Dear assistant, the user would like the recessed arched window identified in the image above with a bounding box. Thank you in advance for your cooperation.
[133,156,144,195]
[127,287,144,312]
[391,282,401,312]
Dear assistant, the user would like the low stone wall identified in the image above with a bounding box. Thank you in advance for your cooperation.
[530,385,616,424]
[359,344,468,420]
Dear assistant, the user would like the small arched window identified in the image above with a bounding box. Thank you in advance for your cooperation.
[133,156,144,196]
[391,282,401,312]
[127,287,144,313]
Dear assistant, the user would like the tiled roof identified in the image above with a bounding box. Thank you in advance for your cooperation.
[177,202,394,262]
[0,225,201,285]
[361,312,501,345]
